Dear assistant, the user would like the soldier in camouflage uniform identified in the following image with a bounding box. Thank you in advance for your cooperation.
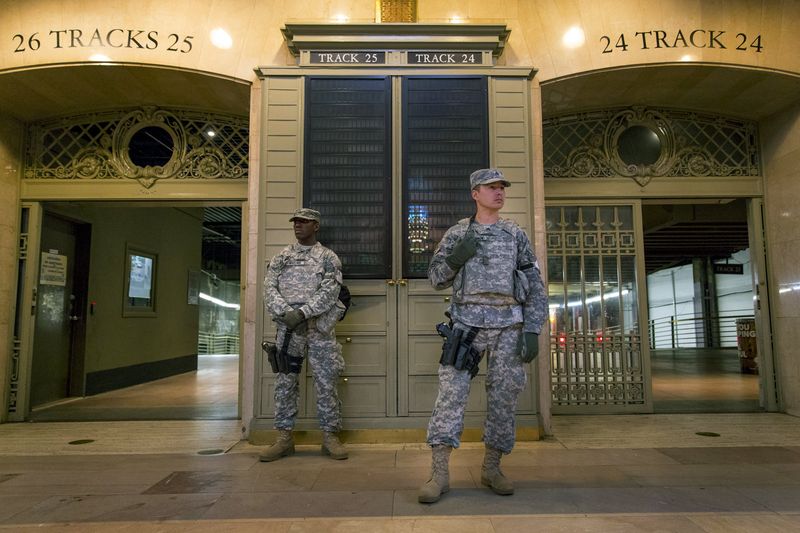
[418,168,548,503]
[260,208,348,462]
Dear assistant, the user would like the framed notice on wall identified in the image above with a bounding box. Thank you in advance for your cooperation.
[123,243,158,317]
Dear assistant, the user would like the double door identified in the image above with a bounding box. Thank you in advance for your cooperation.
[261,75,537,423]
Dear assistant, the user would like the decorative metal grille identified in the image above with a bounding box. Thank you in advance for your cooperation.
[547,205,646,410]
[379,0,417,22]
[24,107,248,189]
[8,338,20,414]
[544,107,759,186]
[402,77,488,278]
[304,77,392,279]
[8,207,29,415]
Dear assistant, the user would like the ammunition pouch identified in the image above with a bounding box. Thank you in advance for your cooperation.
[436,322,482,378]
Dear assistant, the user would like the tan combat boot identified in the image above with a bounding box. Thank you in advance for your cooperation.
[481,446,514,495]
[321,431,349,460]
[418,445,452,503]
[259,429,294,462]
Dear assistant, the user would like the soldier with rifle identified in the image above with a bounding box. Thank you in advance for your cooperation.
[419,168,548,503]
[260,208,348,462]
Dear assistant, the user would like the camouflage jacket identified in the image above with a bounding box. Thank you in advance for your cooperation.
[429,217,547,333]
[264,242,342,320]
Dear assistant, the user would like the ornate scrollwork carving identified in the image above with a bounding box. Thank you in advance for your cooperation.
[604,107,673,186]
[53,147,114,180]
[112,107,186,188]
[24,107,248,189]
[544,106,757,184]
[178,146,246,180]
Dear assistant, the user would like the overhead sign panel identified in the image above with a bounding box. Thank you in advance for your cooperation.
[407,51,482,64]
[309,51,386,64]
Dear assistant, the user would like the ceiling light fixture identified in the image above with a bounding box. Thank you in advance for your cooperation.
[562,26,585,48]
[210,28,233,49]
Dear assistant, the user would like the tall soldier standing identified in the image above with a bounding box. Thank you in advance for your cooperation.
[418,169,548,503]
[260,208,348,462]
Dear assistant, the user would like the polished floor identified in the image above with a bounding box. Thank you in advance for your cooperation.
[29,349,758,424]
[651,348,760,413]
[0,414,799,531]
[2,349,798,531]
[29,354,239,421]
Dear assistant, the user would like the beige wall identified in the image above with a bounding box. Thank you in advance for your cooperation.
[761,104,800,416]
[0,116,23,419]
[48,205,202,373]
[2,1,798,82]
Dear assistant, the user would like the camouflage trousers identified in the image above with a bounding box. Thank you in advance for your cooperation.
[273,320,345,432]
[426,322,525,454]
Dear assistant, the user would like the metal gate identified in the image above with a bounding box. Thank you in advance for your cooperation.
[546,203,652,413]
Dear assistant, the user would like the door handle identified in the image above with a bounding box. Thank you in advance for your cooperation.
[69,315,80,321]
[397,279,407,286]
[387,279,396,286]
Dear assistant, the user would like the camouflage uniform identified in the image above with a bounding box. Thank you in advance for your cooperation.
[427,216,548,453]
[265,240,345,432]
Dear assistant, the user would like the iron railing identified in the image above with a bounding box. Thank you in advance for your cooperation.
[648,312,753,349]
[198,333,240,355]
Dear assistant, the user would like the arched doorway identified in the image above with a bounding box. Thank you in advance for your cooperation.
[4,64,251,422]
[539,64,800,414]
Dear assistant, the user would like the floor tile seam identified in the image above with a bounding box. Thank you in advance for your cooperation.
[393,510,791,520]
[1,510,793,526]
[0,442,797,456]
[0,511,800,529]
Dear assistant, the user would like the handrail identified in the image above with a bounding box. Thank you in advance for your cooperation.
[648,312,753,349]
[198,332,240,355]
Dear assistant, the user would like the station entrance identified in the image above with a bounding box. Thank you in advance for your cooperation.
[6,68,251,422]
[20,202,242,422]
[541,103,776,415]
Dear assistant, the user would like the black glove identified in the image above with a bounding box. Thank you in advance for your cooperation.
[278,309,305,330]
[444,231,478,270]
[520,332,540,363]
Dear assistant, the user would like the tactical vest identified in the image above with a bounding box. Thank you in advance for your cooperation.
[452,218,523,306]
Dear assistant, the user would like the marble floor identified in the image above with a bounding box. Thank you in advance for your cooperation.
[28,348,759,424]
[29,354,239,421]
[651,348,760,413]
[3,349,789,530]
[1,413,799,531]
